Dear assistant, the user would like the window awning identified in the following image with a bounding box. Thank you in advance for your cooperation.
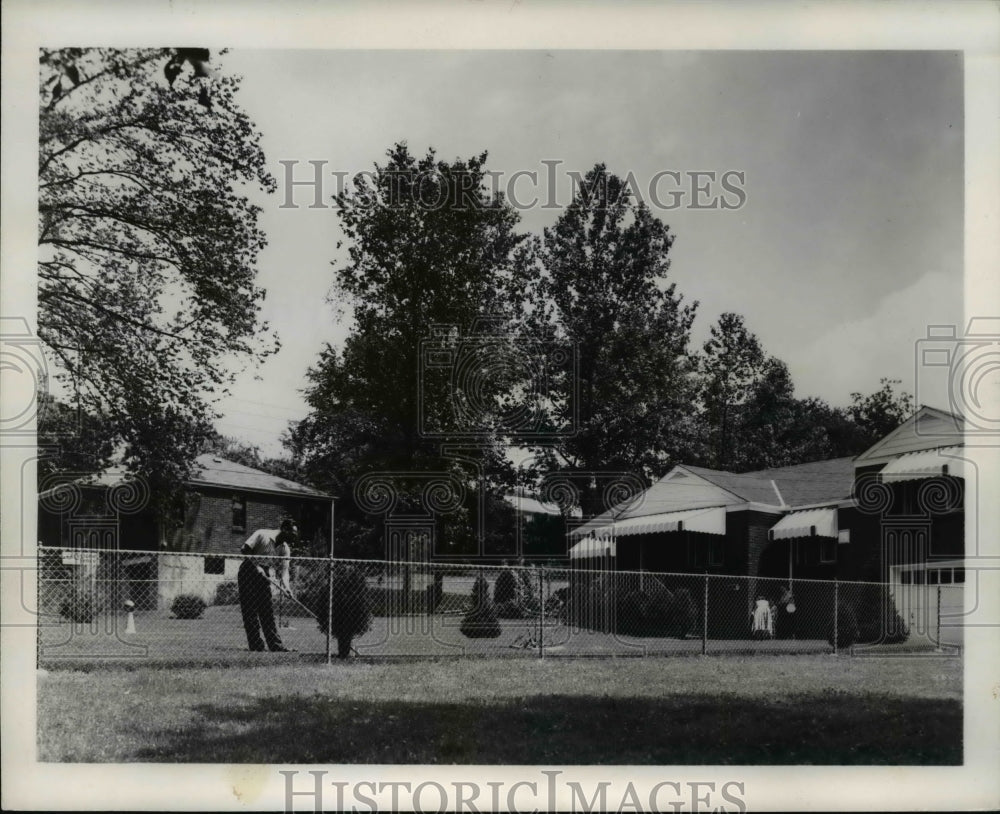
[570,506,727,540]
[568,537,616,560]
[880,446,965,482]
[769,508,838,540]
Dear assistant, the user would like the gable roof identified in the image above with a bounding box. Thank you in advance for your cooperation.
[189,455,331,500]
[854,405,964,466]
[570,456,855,538]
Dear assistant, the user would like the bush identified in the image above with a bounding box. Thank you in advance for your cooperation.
[60,588,97,623]
[214,580,239,606]
[670,587,698,638]
[171,594,207,619]
[304,565,373,658]
[493,570,518,605]
[854,584,910,645]
[460,575,501,639]
[828,603,860,648]
[614,579,697,638]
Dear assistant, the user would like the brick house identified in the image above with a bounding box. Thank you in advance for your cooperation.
[567,405,966,586]
[38,454,333,608]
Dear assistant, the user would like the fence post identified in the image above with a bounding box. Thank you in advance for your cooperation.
[833,580,839,655]
[936,584,942,651]
[538,567,545,660]
[325,554,334,666]
[702,573,709,656]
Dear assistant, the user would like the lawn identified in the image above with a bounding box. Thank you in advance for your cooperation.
[37,653,961,764]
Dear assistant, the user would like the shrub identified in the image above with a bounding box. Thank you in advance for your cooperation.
[853,584,909,645]
[493,570,518,605]
[828,602,860,648]
[171,593,206,619]
[60,588,97,623]
[460,575,501,639]
[214,580,239,606]
[496,599,525,619]
[670,587,698,638]
[303,565,373,658]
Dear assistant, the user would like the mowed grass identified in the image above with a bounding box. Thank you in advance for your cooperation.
[38,655,961,764]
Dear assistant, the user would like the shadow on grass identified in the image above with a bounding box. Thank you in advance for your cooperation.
[131,692,961,765]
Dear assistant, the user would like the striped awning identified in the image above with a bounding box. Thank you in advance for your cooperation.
[769,508,837,540]
[880,446,965,482]
[570,506,726,540]
[568,537,616,560]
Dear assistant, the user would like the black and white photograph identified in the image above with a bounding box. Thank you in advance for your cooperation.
[2,1,999,811]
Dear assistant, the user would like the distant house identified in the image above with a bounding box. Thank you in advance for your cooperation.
[567,457,855,580]
[503,490,583,560]
[567,405,967,586]
[38,454,333,608]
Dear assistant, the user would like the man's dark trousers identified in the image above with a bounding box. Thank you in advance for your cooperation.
[238,559,284,651]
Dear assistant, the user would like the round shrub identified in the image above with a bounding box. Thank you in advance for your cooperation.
[171,593,206,619]
[60,588,97,623]
[213,580,239,606]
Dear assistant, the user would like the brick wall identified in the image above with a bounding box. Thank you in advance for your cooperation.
[745,511,778,578]
[187,488,292,555]
[184,487,331,555]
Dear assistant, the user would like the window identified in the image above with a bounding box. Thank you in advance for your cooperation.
[927,569,939,585]
[231,495,246,532]
[901,570,912,585]
[939,568,952,584]
[953,567,965,584]
[820,539,837,563]
[204,556,225,575]
[913,569,925,585]
[708,539,724,566]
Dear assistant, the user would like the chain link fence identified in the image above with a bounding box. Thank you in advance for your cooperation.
[36,546,956,666]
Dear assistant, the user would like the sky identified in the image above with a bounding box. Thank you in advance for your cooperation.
[211,50,964,457]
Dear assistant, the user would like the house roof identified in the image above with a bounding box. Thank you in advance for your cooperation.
[570,456,855,539]
[189,455,332,500]
[854,405,964,466]
[503,493,563,516]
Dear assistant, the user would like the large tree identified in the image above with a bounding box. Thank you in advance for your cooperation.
[288,144,533,557]
[528,164,699,517]
[38,48,276,508]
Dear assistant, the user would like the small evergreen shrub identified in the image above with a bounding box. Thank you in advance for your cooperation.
[493,570,518,605]
[828,602,860,648]
[460,575,501,638]
[171,593,206,619]
[670,587,698,638]
[304,565,373,658]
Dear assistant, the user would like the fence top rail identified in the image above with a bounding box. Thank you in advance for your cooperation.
[40,546,901,588]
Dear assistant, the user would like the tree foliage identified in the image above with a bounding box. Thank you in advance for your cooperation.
[527,164,699,516]
[38,48,276,508]
[287,144,532,556]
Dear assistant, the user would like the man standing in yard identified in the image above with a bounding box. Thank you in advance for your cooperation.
[238,519,298,652]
